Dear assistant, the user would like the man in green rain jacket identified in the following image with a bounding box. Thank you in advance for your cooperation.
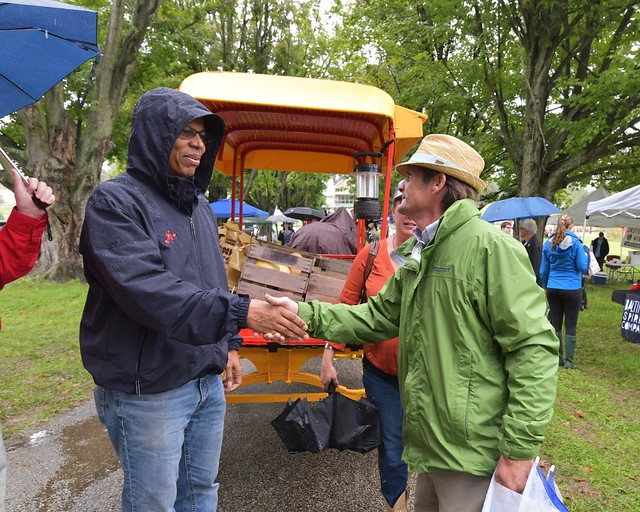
[267,134,558,511]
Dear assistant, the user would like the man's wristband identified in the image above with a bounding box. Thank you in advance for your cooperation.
[324,342,334,350]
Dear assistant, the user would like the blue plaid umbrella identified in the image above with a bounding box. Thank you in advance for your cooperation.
[0,0,100,118]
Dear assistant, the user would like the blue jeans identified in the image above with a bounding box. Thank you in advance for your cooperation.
[94,374,226,512]
[362,365,408,507]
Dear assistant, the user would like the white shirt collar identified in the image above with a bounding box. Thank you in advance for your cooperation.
[411,219,440,261]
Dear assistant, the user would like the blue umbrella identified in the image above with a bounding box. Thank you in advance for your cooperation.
[0,0,100,118]
[481,197,561,223]
[209,199,269,218]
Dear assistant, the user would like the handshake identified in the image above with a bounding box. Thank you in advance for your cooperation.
[246,294,307,342]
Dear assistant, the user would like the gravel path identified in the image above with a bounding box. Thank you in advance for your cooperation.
[5,356,414,511]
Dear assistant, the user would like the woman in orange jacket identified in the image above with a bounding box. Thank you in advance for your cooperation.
[320,183,415,512]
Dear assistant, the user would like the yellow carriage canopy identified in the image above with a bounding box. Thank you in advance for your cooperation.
[178,72,427,176]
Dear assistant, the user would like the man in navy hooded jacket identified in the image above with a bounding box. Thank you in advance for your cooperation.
[79,88,307,511]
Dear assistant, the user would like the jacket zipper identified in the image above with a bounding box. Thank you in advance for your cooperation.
[189,214,205,286]
[134,329,148,395]
[189,216,196,239]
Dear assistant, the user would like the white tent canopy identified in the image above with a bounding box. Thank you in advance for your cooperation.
[548,187,609,225]
[584,184,640,228]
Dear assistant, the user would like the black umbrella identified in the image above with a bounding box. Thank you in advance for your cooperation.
[271,385,380,454]
[283,207,325,222]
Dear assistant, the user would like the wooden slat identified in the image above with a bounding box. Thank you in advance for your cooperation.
[240,262,308,294]
[306,273,347,303]
[247,244,314,274]
[312,267,352,280]
[314,256,353,274]
[237,281,304,301]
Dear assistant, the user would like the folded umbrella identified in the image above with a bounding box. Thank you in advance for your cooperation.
[328,388,379,453]
[271,397,331,453]
[271,384,380,454]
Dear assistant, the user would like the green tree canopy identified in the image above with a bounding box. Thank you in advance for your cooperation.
[333,0,640,202]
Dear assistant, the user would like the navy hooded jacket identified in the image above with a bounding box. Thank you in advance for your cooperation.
[79,88,249,394]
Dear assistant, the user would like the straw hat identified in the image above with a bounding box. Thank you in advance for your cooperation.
[396,134,486,193]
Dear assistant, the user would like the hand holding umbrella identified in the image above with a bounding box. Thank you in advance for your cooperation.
[1,147,53,213]
[11,167,55,218]
[1,146,54,238]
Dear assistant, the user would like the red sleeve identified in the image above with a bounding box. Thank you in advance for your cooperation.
[0,208,47,289]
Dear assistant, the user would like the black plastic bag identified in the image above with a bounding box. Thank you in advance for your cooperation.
[271,385,380,454]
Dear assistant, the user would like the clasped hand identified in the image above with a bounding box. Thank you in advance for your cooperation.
[247,294,306,342]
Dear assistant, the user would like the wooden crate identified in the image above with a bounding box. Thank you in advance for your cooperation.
[237,244,314,301]
[236,242,352,303]
[306,257,353,303]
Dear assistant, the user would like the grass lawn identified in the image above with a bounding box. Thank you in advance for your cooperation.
[0,278,91,434]
[1,278,639,510]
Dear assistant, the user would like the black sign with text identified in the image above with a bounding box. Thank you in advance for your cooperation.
[621,297,640,343]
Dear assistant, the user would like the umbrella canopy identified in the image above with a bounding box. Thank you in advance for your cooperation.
[481,197,561,223]
[0,0,100,118]
[284,206,325,222]
[209,198,269,218]
[265,205,298,224]
[266,213,298,223]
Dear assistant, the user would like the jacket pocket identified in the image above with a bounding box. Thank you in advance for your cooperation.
[449,350,472,444]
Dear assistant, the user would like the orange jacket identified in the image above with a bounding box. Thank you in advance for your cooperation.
[330,237,399,376]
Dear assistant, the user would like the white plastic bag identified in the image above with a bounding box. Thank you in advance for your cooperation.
[482,457,569,512]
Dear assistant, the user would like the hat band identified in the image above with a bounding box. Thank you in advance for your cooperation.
[410,153,466,173]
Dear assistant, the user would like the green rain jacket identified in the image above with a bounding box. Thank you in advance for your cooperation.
[298,199,558,476]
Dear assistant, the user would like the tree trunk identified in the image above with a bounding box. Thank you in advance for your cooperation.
[18,0,162,280]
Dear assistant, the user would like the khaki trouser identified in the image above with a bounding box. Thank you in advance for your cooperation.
[0,424,6,512]
[414,471,491,512]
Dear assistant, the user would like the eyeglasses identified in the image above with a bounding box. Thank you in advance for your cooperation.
[179,127,213,145]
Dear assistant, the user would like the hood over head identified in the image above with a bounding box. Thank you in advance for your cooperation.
[126,87,225,205]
